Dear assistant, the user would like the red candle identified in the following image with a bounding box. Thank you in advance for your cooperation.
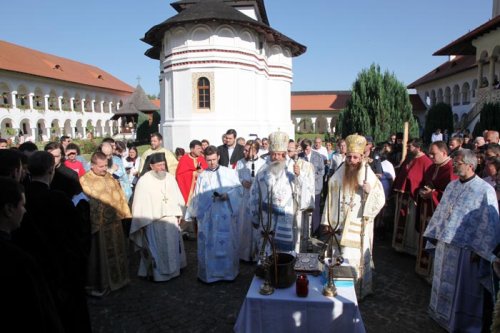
[296,274,309,297]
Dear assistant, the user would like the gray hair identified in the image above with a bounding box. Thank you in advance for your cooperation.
[456,148,477,170]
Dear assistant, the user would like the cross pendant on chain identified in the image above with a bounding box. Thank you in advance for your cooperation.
[341,196,355,213]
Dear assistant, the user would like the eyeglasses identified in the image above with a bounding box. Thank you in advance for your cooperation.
[452,161,465,166]
[67,152,76,156]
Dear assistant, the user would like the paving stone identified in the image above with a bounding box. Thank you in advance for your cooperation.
[89,234,445,332]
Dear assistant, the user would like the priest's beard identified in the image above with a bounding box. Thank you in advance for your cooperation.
[269,160,286,178]
[152,170,167,179]
[406,150,417,163]
[343,162,362,192]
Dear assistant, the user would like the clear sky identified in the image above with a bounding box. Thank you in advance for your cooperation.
[0,0,493,96]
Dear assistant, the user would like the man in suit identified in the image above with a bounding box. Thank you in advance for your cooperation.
[298,139,324,236]
[217,129,245,168]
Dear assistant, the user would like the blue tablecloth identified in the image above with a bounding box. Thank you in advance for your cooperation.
[234,275,365,333]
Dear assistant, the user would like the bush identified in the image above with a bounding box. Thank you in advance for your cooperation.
[72,139,101,155]
[473,102,500,137]
[423,102,453,144]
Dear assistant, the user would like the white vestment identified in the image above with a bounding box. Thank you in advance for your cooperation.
[249,160,315,254]
[321,161,385,299]
[129,171,186,282]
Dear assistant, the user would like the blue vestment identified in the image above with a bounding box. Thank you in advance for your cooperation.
[186,166,242,283]
[424,176,500,332]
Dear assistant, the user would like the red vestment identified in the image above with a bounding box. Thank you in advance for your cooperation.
[176,154,208,205]
[415,159,457,279]
[393,154,433,201]
[392,154,432,253]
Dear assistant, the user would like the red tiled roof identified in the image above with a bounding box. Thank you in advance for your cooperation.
[409,94,426,112]
[407,55,477,88]
[151,99,161,108]
[0,40,134,93]
[291,91,350,111]
[433,15,500,56]
[291,91,426,114]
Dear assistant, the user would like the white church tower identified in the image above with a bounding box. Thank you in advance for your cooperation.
[494,0,500,17]
[142,0,306,149]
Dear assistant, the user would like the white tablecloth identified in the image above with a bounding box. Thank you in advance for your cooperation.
[234,275,365,333]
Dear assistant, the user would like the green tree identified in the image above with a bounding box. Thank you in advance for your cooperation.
[136,111,161,144]
[472,102,500,137]
[338,64,418,142]
[423,102,454,143]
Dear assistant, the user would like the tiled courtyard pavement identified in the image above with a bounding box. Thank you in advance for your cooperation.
[89,234,444,332]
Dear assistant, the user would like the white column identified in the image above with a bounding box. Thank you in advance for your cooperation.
[326,117,333,133]
[70,122,76,138]
[45,127,51,141]
[116,101,120,110]
[81,99,86,112]
[70,97,75,112]
[295,117,302,131]
[489,55,497,91]
[311,117,317,133]
[100,101,105,113]
[44,94,49,112]
[11,91,17,109]
[108,102,113,113]
[58,96,63,111]
[31,127,37,142]
[28,93,34,110]
[478,61,484,87]
[91,100,95,112]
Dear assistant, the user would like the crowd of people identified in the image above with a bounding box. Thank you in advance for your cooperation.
[0,126,499,332]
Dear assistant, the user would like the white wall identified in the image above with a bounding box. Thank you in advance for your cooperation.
[414,66,478,129]
[0,70,130,140]
[160,22,295,150]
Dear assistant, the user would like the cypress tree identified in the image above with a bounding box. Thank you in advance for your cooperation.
[339,64,418,142]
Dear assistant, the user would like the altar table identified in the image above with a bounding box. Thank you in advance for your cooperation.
[234,275,365,333]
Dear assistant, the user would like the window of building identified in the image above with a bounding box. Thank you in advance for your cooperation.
[444,87,451,105]
[452,85,460,105]
[462,82,470,105]
[197,77,210,109]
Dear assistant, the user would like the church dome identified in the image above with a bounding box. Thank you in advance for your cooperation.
[142,0,306,59]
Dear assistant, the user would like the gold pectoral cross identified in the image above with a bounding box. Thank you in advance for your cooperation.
[341,195,355,214]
